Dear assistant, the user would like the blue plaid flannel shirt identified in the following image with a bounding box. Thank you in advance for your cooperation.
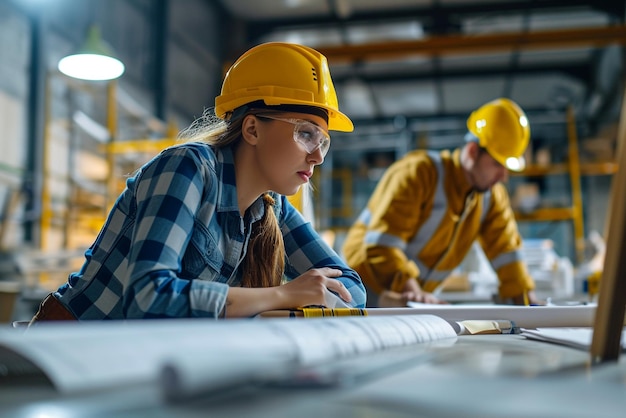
[56,142,366,318]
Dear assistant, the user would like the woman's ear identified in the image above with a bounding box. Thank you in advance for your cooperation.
[241,115,259,145]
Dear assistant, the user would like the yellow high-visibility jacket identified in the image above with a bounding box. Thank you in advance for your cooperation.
[342,148,535,299]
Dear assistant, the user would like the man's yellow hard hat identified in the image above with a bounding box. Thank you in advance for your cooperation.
[215,42,353,132]
[466,98,530,171]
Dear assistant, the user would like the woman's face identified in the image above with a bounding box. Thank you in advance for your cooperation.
[252,111,329,196]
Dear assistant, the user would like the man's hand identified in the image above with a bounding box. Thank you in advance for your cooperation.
[510,290,543,305]
[401,278,446,304]
[378,278,447,307]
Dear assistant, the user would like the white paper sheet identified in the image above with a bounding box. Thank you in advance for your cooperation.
[402,303,599,328]
[0,314,457,397]
[521,327,626,351]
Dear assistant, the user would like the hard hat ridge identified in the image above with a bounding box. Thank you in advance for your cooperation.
[215,42,353,132]
[466,98,530,172]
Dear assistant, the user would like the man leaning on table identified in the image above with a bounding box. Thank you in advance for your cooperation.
[342,98,539,307]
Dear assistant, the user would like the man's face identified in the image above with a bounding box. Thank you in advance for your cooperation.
[468,147,509,192]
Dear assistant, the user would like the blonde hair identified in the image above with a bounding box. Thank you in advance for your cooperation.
[179,108,285,288]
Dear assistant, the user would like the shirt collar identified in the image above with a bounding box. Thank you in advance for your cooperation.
[215,146,265,222]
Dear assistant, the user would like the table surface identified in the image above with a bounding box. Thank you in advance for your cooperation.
[1,333,625,418]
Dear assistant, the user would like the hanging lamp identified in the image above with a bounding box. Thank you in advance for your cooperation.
[58,25,125,81]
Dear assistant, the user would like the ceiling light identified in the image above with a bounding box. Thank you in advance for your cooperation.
[58,25,125,81]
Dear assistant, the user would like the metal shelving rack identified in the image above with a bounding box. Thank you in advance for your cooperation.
[511,106,617,263]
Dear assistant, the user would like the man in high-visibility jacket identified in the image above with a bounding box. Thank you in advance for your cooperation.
[342,98,538,306]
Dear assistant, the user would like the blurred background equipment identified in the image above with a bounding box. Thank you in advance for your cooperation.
[0,0,624,320]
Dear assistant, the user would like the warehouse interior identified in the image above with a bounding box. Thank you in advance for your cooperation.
[0,0,625,321]
[3,1,626,416]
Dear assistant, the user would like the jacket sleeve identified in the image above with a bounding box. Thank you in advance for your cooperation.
[360,156,437,293]
[479,184,535,298]
[124,146,229,318]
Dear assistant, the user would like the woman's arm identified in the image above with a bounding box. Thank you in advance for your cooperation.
[224,267,351,317]
[278,195,366,308]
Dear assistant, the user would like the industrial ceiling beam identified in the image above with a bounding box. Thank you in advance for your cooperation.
[315,25,626,62]
[331,62,593,85]
[244,0,623,41]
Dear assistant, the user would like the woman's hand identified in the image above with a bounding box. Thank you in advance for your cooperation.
[224,268,352,318]
[277,267,352,308]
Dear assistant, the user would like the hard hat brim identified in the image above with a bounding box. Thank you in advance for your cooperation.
[216,95,353,132]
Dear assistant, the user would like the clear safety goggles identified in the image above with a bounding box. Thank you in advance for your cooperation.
[256,114,331,157]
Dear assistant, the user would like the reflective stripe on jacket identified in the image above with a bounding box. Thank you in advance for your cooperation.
[342,148,535,299]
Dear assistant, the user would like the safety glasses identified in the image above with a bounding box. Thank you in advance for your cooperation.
[256,114,331,157]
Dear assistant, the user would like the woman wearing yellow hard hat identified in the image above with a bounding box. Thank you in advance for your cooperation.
[30,42,366,323]
[343,97,539,307]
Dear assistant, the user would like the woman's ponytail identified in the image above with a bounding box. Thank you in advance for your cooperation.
[240,194,285,288]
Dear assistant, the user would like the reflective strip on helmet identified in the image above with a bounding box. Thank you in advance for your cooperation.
[491,249,522,270]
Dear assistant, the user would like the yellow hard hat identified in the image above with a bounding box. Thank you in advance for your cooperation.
[466,98,530,171]
[215,42,353,132]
